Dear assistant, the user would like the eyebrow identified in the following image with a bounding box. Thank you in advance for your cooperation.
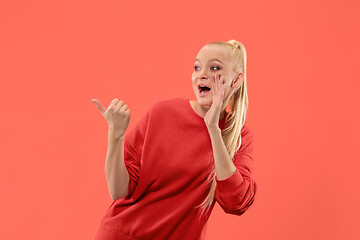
[195,58,224,65]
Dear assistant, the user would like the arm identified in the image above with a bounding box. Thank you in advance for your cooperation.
[208,127,239,180]
[208,127,257,216]
[105,109,149,201]
[105,130,129,200]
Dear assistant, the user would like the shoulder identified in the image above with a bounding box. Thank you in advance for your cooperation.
[238,124,255,153]
[135,98,186,127]
[241,124,254,139]
[126,98,185,138]
[149,97,186,115]
[151,97,184,109]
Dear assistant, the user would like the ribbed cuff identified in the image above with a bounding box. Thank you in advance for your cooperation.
[95,224,138,240]
[215,169,245,191]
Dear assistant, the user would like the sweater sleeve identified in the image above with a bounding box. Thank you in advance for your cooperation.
[214,127,257,216]
[123,137,141,199]
[123,109,151,199]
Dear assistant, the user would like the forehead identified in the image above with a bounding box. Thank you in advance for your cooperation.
[195,45,231,63]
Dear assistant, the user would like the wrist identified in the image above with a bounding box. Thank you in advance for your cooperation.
[108,128,125,141]
[207,126,222,136]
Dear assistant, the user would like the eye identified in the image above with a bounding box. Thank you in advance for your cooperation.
[194,65,221,71]
[211,66,221,71]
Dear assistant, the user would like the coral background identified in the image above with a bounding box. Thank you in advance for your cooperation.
[0,0,359,239]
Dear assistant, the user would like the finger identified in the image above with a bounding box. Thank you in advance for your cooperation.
[218,73,222,90]
[122,104,128,111]
[210,74,215,102]
[110,98,119,104]
[115,100,125,109]
[211,74,215,95]
[220,76,225,89]
[220,74,224,85]
[216,73,220,97]
[214,73,219,102]
[214,73,220,96]
[221,82,225,99]
[217,75,224,101]
[220,74,224,89]
[218,75,222,90]
[108,98,119,110]
[217,73,221,91]
[214,73,218,96]
[90,98,106,114]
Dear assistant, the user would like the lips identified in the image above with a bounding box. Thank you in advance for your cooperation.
[197,83,212,93]
[197,83,212,98]
[197,83,211,89]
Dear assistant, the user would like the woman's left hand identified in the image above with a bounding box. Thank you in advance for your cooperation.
[204,72,226,130]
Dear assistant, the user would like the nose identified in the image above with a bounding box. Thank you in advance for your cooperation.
[200,76,208,81]
[198,69,210,81]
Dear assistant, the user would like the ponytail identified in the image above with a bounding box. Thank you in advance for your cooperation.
[195,39,249,220]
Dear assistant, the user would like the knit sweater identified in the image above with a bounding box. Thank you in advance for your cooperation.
[95,97,257,240]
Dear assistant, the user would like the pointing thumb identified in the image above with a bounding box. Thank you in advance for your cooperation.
[90,98,106,114]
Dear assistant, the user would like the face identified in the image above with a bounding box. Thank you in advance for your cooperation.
[191,45,244,116]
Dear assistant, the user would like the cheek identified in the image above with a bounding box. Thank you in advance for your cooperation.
[191,76,197,85]
[191,79,197,88]
[224,87,232,98]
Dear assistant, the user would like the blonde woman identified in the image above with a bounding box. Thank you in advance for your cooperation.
[91,40,257,240]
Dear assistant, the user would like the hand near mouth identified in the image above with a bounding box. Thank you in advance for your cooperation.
[204,72,226,130]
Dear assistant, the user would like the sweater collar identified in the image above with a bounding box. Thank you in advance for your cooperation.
[185,98,229,130]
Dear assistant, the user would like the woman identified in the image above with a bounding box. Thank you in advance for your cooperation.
[91,39,257,240]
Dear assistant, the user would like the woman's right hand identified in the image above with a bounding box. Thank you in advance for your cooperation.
[91,98,131,139]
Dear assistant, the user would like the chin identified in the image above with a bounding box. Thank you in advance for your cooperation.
[197,97,212,108]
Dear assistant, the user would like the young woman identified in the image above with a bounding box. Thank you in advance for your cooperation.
[91,39,257,240]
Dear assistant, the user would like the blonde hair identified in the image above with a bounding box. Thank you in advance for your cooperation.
[194,39,249,220]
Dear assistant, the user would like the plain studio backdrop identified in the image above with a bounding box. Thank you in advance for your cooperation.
[0,0,359,239]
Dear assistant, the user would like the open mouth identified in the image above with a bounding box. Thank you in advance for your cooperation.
[198,85,211,94]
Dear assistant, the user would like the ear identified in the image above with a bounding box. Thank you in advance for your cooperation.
[231,72,244,88]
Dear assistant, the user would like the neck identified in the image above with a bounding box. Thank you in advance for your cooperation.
[194,101,226,120]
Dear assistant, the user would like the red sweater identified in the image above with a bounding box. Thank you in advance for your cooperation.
[95,97,257,240]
